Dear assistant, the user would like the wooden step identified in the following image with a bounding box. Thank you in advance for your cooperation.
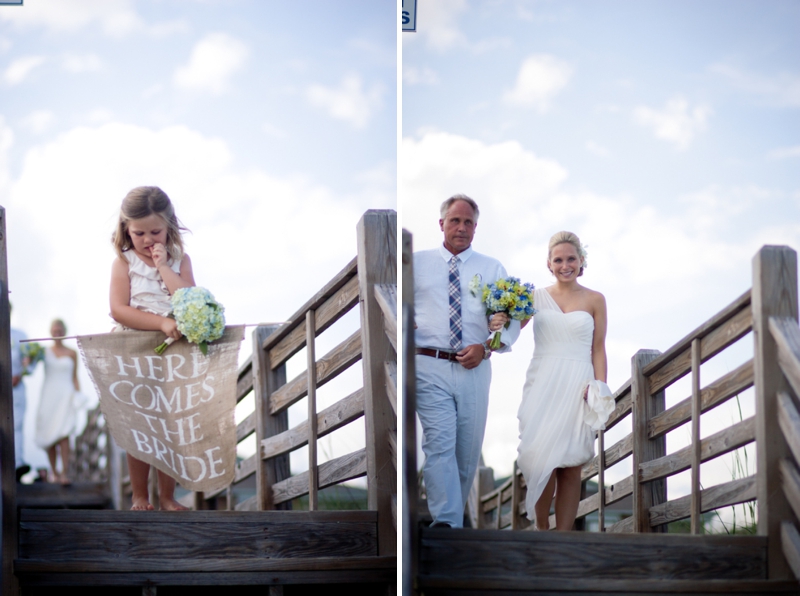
[17,509,395,587]
[419,527,780,589]
[17,482,112,509]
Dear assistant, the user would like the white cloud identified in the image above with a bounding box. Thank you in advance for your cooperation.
[20,110,55,134]
[174,33,248,95]
[4,55,46,85]
[403,65,439,86]
[410,0,468,51]
[767,145,800,160]
[61,53,103,73]
[503,54,573,112]
[0,0,143,36]
[585,140,610,158]
[711,63,800,108]
[306,74,384,129]
[633,97,712,150]
[0,116,12,190]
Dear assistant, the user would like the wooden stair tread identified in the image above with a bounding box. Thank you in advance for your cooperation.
[17,482,112,509]
[420,528,770,581]
[418,575,800,594]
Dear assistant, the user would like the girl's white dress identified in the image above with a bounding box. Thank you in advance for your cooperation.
[35,349,80,449]
[517,287,596,519]
[122,250,180,316]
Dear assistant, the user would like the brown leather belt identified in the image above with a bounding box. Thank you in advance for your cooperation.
[416,347,459,362]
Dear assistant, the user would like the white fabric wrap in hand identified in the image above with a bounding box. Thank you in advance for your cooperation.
[583,380,615,431]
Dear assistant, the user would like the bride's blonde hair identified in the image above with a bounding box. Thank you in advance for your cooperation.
[548,231,587,277]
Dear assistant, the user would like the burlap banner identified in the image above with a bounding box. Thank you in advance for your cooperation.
[78,326,245,493]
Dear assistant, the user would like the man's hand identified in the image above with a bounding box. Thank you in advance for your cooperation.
[11,374,21,388]
[456,343,485,369]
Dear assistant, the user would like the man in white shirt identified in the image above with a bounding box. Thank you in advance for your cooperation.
[414,195,520,528]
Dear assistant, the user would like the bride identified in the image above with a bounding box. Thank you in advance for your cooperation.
[492,231,607,530]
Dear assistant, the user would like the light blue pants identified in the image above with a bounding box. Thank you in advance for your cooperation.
[416,354,492,528]
[13,384,26,469]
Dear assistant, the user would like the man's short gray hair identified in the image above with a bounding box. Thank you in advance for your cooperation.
[440,194,480,221]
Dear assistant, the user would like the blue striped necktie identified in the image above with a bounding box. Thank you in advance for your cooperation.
[448,255,462,351]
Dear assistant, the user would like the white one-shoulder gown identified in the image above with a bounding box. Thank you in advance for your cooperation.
[517,287,596,519]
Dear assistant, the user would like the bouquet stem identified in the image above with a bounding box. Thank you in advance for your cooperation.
[489,331,503,350]
[154,337,175,355]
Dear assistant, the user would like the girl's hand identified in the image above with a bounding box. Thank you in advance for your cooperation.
[150,243,169,269]
[489,312,509,331]
[161,317,182,341]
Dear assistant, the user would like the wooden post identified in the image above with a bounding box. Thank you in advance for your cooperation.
[253,324,289,510]
[690,338,702,534]
[631,349,666,533]
[402,229,417,596]
[357,210,397,556]
[306,310,319,511]
[753,245,798,579]
[0,207,19,595]
[598,430,605,532]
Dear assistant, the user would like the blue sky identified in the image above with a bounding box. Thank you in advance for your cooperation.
[1,0,396,475]
[402,0,800,499]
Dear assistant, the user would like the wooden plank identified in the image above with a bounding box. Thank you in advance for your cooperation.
[16,555,394,574]
[269,330,362,415]
[235,495,257,511]
[17,567,395,588]
[306,310,319,511]
[649,306,753,394]
[582,433,632,482]
[269,273,360,370]
[649,476,757,527]
[272,448,368,506]
[261,257,358,353]
[419,528,768,580]
[753,245,798,579]
[253,325,290,511]
[691,338,702,534]
[648,359,754,439]
[385,360,397,416]
[235,358,253,403]
[388,428,397,470]
[358,210,397,557]
[0,208,18,596]
[605,474,634,506]
[643,289,751,378]
[605,381,632,431]
[261,388,364,459]
[771,316,800,400]
[778,391,800,468]
[607,515,634,533]
[375,283,398,352]
[640,417,756,483]
[779,458,800,525]
[417,576,799,594]
[598,430,605,530]
[781,521,800,581]
[15,482,112,510]
[19,507,377,523]
[632,349,666,533]
[236,411,256,443]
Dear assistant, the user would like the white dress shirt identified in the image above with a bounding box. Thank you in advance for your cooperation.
[414,244,520,352]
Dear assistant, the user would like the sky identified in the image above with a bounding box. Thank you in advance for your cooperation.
[402,0,800,504]
[0,0,397,477]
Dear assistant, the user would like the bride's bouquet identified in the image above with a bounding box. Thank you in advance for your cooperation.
[475,275,536,350]
[155,286,226,356]
[21,341,45,375]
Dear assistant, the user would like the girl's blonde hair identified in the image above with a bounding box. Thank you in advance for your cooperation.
[548,231,587,277]
[111,186,189,261]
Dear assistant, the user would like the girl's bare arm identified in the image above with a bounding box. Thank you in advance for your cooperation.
[152,248,195,295]
[590,292,608,383]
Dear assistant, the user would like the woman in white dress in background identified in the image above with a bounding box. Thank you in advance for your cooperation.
[35,319,81,484]
[492,231,607,530]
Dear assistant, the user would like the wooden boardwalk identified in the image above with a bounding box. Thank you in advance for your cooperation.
[0,208,397,594]
[403,234,800,595]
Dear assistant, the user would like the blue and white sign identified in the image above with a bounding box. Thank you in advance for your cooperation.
[0,1,23,5]
[402,0,416,32]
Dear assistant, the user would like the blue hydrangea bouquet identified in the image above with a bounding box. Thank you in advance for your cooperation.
[478,276,536,349]
[155,286,226,356]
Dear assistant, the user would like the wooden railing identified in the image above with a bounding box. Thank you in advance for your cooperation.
[461,246,799,578]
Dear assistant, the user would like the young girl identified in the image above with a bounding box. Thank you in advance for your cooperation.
[110,186,195,511]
